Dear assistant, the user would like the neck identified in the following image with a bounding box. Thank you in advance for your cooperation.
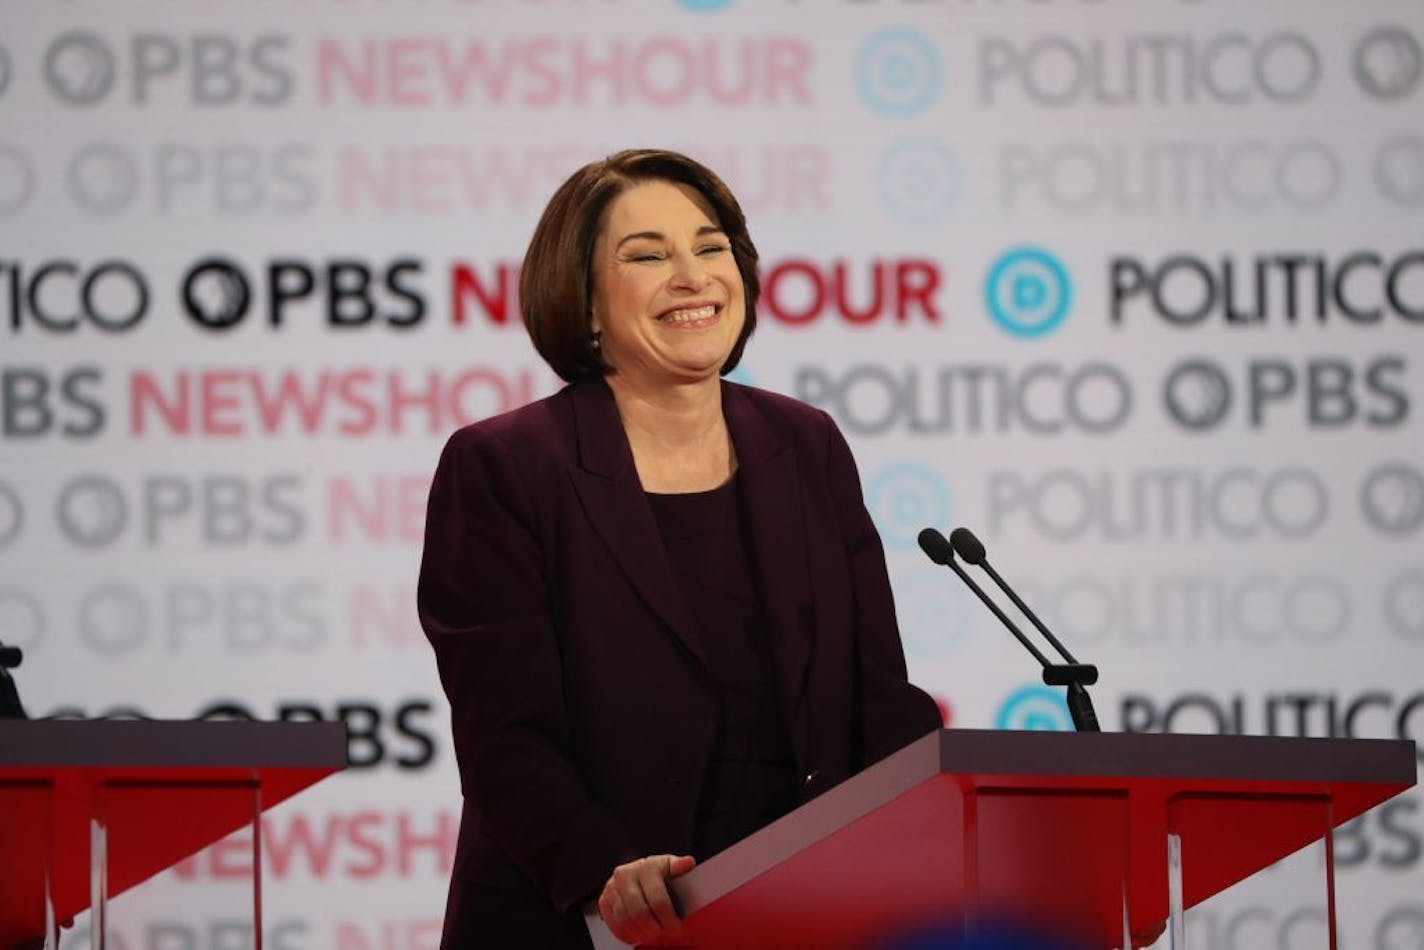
[604,373,725,451]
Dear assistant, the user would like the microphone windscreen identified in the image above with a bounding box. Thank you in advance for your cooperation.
[917,527,954,565]
[949,527,987,565]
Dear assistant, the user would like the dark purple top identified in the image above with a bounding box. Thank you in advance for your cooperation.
[645,477,798,860]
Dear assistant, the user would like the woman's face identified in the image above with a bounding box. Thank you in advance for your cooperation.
[590,179,746,391]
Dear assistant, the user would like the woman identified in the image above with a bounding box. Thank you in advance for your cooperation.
[419,149,940,948]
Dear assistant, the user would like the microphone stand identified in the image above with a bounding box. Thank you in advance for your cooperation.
[918,528,1100,733]
[1,640,27,719]
[976,556,1100,733]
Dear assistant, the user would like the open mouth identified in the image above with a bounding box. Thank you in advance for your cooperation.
[657,303,720,326]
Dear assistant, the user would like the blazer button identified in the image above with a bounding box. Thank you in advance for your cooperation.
[802,770,819,790]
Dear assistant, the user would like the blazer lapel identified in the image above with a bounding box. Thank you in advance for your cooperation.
[723,383,814,763]
[567,380,707,668]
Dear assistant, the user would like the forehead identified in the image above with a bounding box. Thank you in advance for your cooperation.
[602,179,721,237]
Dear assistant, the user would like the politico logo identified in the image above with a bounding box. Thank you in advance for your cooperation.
[1110,251,1424,327]
[979,31,1322,107]
[1010,570,1351,649]
[998,138,1341,216]
[986,464,1333,543]
[1121,689,1424,756]
[795,361,1133,438]
[2,259,149,333]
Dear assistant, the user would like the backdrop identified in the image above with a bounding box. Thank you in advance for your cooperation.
[2,0,1422,947]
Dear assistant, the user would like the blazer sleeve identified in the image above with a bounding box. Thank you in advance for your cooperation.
[821,413,942,769]
[418,425,638,913]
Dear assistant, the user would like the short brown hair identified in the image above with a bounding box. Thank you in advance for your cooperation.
[520,149,760,383]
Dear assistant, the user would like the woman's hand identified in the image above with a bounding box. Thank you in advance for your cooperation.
[597,853,697,947]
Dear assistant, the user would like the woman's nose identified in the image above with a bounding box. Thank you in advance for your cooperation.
[669,251,710,291]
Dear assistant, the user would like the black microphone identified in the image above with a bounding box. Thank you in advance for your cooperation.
[0,639,26,720]
[918,527,1100,732]
[916,529,1057,671]
[949,528,1097,687]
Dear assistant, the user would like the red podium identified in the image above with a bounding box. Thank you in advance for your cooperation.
[588,729,1417,949]
[0,720,346,950]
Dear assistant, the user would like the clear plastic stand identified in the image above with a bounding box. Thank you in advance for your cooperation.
[90,804,107,950]
[1167,832,1184,950]
[90,780,265,950]
[1160,793,1337,950]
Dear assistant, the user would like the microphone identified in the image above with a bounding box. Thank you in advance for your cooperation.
[917,529,1058,672]
[917,527,1100,732]
[949,528,1097,688]
[0,639,26,720]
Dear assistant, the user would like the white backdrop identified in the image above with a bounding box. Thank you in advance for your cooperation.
[2,1,1422,947]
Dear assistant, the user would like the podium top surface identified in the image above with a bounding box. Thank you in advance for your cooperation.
[0,719,348,771]
[0,719,347,948]
[924,727,1418,785]
[657,729,1417,949]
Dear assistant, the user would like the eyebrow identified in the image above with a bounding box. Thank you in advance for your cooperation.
[616,225,726,249]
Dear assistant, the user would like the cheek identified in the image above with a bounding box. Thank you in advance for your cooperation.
[608,271,659,314]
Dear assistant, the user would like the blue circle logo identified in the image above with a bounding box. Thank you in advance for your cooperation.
[879,140,960,222]
[857,29,942,117]
[985,247,1073,338]
[893,573,971,659]
[867,461,950,550]
[676,0,734,9]
[996,685,1073,732]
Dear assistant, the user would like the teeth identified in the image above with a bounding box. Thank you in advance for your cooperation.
[660,305,716,323]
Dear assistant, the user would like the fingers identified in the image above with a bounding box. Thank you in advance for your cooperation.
[639,860,681,933]
[599,854,696,946]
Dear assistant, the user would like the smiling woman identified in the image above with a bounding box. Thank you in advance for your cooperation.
[593,181,746,384]
[418,149,940,948]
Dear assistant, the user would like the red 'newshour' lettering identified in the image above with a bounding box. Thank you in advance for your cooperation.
[129,367,555,437]
[444,258,943,330]
[760,259,943,326]
[339,145,831,215]
[172,808,457,881]
[328,475,431,545]
[316,36,812,108]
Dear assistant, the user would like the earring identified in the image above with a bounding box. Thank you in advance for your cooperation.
[591,331,602,352]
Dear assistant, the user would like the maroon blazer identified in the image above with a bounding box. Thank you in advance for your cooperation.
[418,378,939,947]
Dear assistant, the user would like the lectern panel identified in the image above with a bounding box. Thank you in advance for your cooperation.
[975,788,1130,946]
